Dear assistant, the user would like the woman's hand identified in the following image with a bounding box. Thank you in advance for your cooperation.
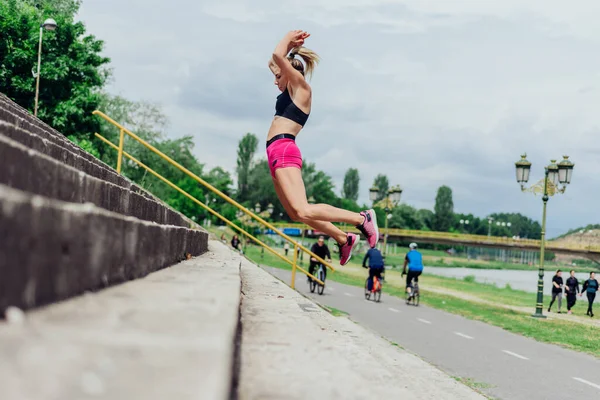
[286,30,310,49]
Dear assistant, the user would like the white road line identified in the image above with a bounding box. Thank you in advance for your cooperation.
[573,377,600,390]
[502,350,529,360]
[344,292,354,297]
[417,318,432,324]
[454,332,474,340]
[388,307,400,313]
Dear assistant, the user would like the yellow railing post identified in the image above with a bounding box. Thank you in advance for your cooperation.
[291,244,298,289]
[116,128,125,174]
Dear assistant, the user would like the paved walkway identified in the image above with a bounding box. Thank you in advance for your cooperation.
[238,259,485,400]
[265,266,600,400]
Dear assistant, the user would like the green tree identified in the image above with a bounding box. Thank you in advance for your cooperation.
[433,185,454,232]
[0,0,110,142]
[246,159,282,218]
[342,168,360,202]
[205,166,233,197]
[390,204,425,230]
[418,209,434,231]
[96,93,167,177]
[236,133,259,202]
[302,161,338,206]
[166,176,207,221]
[372,174,389,202]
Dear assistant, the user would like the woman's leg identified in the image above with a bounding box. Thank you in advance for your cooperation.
[275,168,364,226]
[557,292,563,312]
[548,292,557,311]
[273,167,368,244]
[273,175,348,244]
[587,292,595,316]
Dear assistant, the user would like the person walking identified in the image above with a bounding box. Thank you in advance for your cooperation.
[231,235,240,251]
[284,241,290,256]
[565,270,580,315]
[548,270,564,313]
[580,272,598,318]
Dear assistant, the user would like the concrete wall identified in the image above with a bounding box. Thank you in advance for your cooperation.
[0,184,208,312]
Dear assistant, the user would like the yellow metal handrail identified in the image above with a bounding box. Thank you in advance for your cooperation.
[94,133,323,285]
[93,110,335,288]
[272,223,600,254]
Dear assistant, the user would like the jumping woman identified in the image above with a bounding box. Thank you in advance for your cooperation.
[267,30,379,265]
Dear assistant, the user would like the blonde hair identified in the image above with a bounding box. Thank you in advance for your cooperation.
[288,46,320,79]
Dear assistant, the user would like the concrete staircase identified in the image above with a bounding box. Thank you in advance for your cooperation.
[0,92,208,312]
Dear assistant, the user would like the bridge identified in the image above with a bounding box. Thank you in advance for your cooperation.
[270,223,600,261]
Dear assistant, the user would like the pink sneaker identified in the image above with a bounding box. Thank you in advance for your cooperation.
[357,209,379,248]
[339,233,360,266]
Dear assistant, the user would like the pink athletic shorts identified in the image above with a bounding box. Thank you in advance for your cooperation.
[266,134,303,178]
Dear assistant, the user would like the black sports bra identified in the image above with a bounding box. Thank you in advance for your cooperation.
[274,89,309,127]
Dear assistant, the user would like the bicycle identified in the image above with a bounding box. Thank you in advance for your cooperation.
[406,278,420,306]
[308,263,326,295]
[364,272,383,303]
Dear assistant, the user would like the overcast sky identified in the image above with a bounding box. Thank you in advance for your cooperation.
[77,0,600,238]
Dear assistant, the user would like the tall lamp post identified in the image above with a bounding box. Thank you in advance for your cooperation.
[369,185,402,256]
[34,18,58,117]
[515,154,574,318]
[459,219,470,233]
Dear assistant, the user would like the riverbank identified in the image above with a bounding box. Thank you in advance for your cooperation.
[242,246,600,359]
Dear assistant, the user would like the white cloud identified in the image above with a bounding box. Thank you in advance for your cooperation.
[78,0,599,237]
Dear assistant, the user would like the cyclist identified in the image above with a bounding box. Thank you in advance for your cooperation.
[402,243,423,297]
[362,247,385,291]
[309,236,331,282]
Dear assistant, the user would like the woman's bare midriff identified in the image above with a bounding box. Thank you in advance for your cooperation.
[267,117,303,141]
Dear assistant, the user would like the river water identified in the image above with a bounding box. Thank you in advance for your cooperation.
[425,266,598,304]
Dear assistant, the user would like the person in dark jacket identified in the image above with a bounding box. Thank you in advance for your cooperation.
[548,270,564,313]
[580,272,598,318]
[231,235,240,251]
[363,247,385,291]
[565,270,580,315]
[309,236,331,281]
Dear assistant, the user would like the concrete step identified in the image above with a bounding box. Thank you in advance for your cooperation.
[237,259,486,400]
[0,240,240,400]
[0,183,208,313]
[0,93,65,141]
[0,132,189,227]
[0,115,155,203]
[0,96,124,185]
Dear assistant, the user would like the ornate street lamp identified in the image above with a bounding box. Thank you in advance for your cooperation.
[369,184,403,255]
[515,153,575,318]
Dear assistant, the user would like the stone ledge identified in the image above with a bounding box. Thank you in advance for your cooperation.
[0,184,208,313]
[0,240,241,400]
[0,132,188,227]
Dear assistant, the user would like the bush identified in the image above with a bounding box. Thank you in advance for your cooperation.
[463,275,476,283]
